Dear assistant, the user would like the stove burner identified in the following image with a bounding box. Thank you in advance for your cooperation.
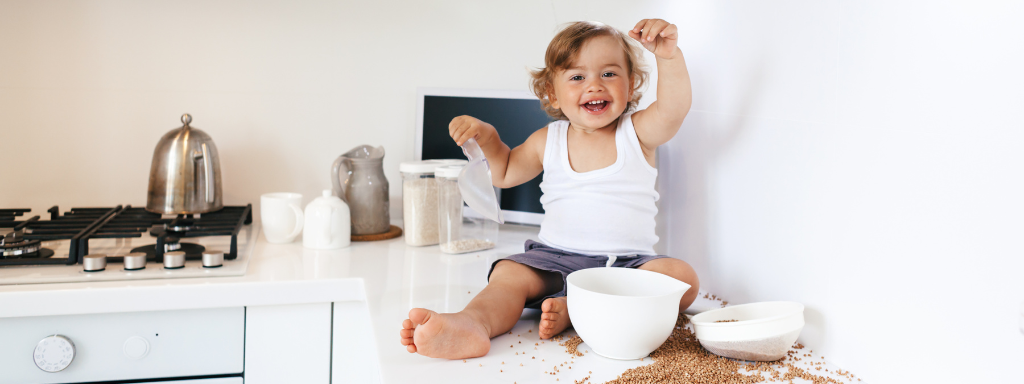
[167,224,194,232]
[165,242,181,252]
[164,218,196,233]
[0,231,55,258]
[130,243,206,261]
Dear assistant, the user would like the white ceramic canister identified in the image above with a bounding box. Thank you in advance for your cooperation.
[303,190,351,249]
[399,159,467,246]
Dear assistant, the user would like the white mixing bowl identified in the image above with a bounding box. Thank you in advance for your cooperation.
[690,301,804,361]
[566,267,690,360]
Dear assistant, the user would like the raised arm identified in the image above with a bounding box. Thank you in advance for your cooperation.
[627,18,693,151]
[449,115,545,189]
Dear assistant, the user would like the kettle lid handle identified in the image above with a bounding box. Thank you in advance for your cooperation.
[181,114,192,126]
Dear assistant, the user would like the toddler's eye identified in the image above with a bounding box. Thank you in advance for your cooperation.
[602,72,616,78]
[570,75,584,81]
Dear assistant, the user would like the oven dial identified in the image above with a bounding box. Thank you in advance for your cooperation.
[33,334,76,372]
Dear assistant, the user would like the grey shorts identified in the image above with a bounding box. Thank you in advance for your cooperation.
[487,240,670,309]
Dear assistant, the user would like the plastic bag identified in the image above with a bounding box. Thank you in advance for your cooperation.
[459,138,504,224]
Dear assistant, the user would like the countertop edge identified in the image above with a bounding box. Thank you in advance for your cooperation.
[0,278,366,318]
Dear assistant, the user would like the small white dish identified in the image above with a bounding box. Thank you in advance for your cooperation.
[690,301,804,361]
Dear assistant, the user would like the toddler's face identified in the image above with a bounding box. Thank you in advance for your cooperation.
[550,35,631,131]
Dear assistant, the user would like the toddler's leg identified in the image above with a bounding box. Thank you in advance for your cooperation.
[638,258,701,312]
[400,260,562,359]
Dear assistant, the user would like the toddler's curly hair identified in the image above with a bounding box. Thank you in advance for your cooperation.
[530,21,649,120]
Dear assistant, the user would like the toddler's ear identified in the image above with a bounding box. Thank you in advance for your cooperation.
[549,95,560,109]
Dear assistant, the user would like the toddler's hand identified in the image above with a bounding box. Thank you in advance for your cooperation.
[449,115,498,147]
[629,19,679,59]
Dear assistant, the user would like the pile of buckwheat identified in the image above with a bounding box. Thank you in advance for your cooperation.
[560,335,585,357]
[596,314,856,384]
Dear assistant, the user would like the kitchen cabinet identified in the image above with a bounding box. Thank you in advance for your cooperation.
[0,301,376,384]
[245,303,331,383]
[0,224,379,384]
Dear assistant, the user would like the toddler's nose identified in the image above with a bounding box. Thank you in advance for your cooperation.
[584,79,605,92]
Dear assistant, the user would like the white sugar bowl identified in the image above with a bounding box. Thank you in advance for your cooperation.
[303,190,351,249]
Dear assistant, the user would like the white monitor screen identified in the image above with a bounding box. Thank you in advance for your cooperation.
[416,88,554,225]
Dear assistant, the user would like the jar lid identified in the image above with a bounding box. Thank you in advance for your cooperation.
[399,159,467,173]
[435,164,464,178]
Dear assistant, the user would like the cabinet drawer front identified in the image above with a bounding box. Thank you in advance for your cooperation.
[0,307,244,384]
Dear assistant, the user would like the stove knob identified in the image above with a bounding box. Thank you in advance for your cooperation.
[123,252,147,271]
[33,334,76,373]
[164,251,186,269]
[83,254,107,272]
[202,250,224,268]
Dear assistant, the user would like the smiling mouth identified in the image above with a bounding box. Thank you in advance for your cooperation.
[581,100,609,114]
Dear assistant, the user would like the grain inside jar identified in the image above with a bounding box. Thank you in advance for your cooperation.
[400,160,466,246]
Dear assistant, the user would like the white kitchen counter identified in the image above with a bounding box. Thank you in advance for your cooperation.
[0,242,365,319]
[0,222,861,384]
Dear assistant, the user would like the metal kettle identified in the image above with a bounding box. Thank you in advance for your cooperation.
[146,114,223,214]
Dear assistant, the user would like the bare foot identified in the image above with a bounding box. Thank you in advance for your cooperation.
[539,297,571,339]
[400,308,491,359]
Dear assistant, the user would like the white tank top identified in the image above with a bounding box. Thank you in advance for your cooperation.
[537,112,660,256]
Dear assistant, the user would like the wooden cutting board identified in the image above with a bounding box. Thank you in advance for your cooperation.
[351,225,403,242]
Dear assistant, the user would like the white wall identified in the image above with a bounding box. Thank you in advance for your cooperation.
[655,1,1024,383]
[1,0,1021,382]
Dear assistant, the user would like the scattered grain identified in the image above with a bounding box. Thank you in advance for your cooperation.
[440,239,495,253]
[555,314,861,384]
[715,319,740,323]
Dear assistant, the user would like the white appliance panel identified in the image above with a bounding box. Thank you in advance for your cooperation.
[0,307,244,384]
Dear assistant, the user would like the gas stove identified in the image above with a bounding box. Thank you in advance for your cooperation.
[0,204,257,285]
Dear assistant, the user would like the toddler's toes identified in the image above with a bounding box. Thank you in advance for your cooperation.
[541,296,560,313]
[408,307,433,325]
[539,297,571,339]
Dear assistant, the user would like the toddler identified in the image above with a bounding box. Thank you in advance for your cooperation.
[400,18,699,359]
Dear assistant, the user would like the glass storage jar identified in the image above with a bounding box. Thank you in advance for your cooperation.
[436,165,497,254]
[400,159,466,246]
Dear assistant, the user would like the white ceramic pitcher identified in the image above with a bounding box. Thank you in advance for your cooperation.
[303,190,351,249]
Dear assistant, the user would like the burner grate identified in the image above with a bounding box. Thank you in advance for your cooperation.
[0,204,252,267]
